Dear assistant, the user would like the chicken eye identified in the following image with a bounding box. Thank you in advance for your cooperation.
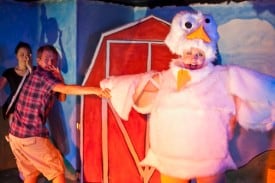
[205,18,210,24]
[185,22,192,29]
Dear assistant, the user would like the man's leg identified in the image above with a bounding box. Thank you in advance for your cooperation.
[52,173,66,183]
[24,175,38,183]
[196,173,225,183]
[267,168,275,183]
[160,174,191,183]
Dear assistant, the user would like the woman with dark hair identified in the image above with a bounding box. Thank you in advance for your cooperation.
[0,41,32,180]
[0,41,32,120]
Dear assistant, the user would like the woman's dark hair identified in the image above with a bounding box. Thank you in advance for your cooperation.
[14,41,32,54]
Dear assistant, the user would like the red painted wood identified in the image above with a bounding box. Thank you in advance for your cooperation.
[83,17,173,183]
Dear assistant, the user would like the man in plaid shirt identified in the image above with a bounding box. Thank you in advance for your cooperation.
[8,45,110,183]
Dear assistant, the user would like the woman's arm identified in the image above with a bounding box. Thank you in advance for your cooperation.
[0,77,7,90]
[133,73,159,107]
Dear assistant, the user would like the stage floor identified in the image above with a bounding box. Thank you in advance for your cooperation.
[0,168,79,183]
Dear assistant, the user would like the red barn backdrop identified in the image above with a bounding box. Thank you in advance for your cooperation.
[81,16,175,183]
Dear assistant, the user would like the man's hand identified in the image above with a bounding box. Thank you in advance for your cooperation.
[48,65,64,82]
[98,88,111,99]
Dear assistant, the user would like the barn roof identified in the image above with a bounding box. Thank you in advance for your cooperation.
[82,15,170,85]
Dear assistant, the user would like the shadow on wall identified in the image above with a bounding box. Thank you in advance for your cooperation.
[39,4,68,74]
[38,4,81,177]
[39,4,69,155]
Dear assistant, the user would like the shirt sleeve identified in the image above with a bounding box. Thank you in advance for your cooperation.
[100,72,156,120]
[42,72,63,93]
[2,68,11,78]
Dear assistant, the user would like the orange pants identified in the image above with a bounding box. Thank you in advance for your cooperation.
[161,174,190,183]
[161,174,225,183]
[267,168,275,183]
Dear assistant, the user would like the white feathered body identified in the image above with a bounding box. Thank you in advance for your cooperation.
[101,62,275,178]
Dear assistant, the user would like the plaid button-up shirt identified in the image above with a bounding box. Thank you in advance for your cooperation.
[9,66,62,138]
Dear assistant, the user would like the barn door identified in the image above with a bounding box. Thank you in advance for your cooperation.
[99,40,171,183]
[81,16,173,183]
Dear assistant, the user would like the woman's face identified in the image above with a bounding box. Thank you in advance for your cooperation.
[181,48,206,70]
[16,47,32,67]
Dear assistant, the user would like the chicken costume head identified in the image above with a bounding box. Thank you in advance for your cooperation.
[165,10,220,64]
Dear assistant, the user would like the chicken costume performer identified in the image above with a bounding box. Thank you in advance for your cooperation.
[100,10,275,183]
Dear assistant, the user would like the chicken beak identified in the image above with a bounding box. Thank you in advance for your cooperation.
[186,25,211,43]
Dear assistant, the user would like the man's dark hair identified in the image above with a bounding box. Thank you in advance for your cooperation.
[37,44,59,59]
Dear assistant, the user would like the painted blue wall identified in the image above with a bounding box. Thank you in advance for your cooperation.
[0,0,77,169]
